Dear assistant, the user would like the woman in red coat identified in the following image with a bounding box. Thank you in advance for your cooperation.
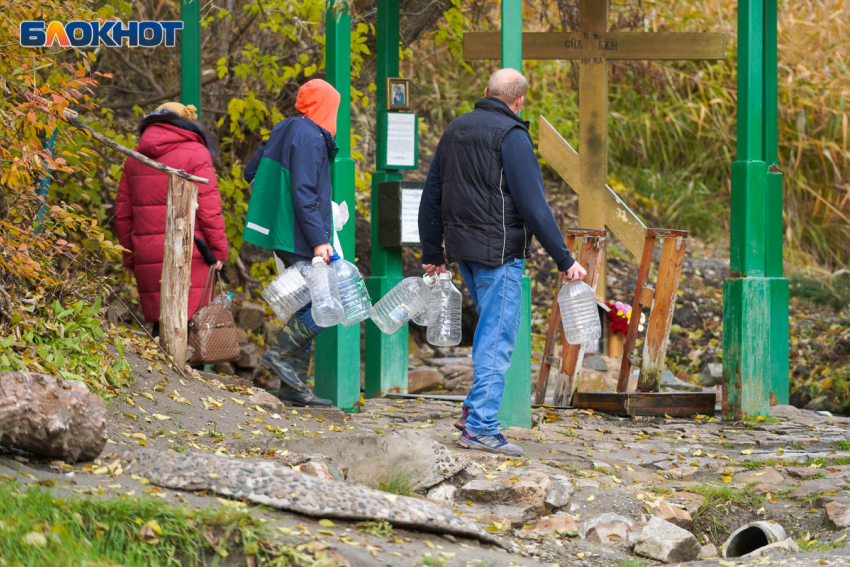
[115,103,228,331]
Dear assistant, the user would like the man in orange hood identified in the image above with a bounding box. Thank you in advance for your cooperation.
[243,79,341,408]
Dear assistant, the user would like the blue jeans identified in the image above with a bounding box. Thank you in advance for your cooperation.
[274,250,324,336]
[457,258,524,436]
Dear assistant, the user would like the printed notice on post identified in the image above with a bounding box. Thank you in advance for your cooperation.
[386,113,417,168]
[400,188,423,244]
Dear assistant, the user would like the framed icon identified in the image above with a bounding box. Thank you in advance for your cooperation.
[387,77,411,111]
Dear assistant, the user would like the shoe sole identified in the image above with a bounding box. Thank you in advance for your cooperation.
[453,420,465,431]
[456,437,523,457]
[259,359,308,392]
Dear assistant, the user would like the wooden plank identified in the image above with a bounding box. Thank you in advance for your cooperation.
[646,228,689,238]
[638,235,687,391]
[573,392,717,417]
[639,286,654,308]
[616,233,655,391]
[553,234,606,406]
[464,32,724,62]
[159,174,199,368]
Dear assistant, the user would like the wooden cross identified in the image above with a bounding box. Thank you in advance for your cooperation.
[464,0,724,298]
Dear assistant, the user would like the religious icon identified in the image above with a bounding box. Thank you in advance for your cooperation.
[387,78,411,111]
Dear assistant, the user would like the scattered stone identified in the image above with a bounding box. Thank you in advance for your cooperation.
[408,368,444,394]
[237,301,266,331]
[699,363,723,387]
[661,370,703,392]
[439,364,474,376]
[698,543,718,559]
[516,514,578,539]
[426,483,458,505]
[733,468,785,485]
[234,342,260,369]
[789,478,844,498]
[742,538,800,558]
[576,479,600,489]
[663,466,699,480]
[460,473,551,512]
[299,461,334,480]
[825,501,850,528]
[634,516,701,563]
[805,395,842,414]
[544,475,574,509]
[581,513,633,538]
[620,466,662,484]
[586,520,630,544]
[235,327,249,344]
[653,499,692,528]
[463,512,516,528]
[669,492,705,517]
[422,357,473,368]
[247,390,285,413]
[786,467,826,480]
[211,362,236,376]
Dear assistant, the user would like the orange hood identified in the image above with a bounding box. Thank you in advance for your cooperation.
[295,79,340,137]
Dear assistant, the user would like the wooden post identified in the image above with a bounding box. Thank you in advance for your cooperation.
[160,174,199,367]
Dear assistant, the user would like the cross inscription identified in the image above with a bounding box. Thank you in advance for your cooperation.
[464,0,725,297]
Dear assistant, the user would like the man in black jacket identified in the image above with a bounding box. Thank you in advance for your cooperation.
[418,68,587,456]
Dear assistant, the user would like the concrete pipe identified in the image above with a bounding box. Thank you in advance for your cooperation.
[721,521,787,558]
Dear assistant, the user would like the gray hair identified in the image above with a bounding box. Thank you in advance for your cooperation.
[487,68,528,103]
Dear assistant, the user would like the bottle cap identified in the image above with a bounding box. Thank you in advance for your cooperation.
[439,271,452,280]
[312,256,326,266]
[423,274,436,285]
[328,252,341,262]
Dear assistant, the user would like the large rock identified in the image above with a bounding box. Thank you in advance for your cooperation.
[825,501,850,528]
[733,468,785,485]
[516,514,578,539]
[742,538,800,558]
[426,483,458,505]
[545,475,574,509]
[247,390,285,413]
[634,517,701,563]
[0,372,107,462]
[653,499,693,528]
[586,520,630,544]
[460,473,551,512]
[212,362,236,376]
[237,301,267,331]
[408,368,444,394]
[464,503,539,527]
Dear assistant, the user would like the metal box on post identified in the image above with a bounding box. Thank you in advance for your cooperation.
[376,181,424,248]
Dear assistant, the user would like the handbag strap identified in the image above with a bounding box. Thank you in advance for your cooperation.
[200,266,216,307]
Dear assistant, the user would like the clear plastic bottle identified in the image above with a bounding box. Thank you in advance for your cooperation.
[329,253,372,327]
[411,274,436,326]
[211,291,234,309]
[558,280,601,345]
[261,267,310,320]
[426,272,462,347]
[308,256,345,327]
[370,277,430,335]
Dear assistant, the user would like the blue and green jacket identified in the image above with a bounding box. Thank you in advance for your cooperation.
[243,115,338,256]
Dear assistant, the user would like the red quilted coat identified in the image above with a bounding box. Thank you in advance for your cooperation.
[115,120,229,323]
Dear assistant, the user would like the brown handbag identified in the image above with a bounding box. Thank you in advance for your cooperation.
[187,268,241,365]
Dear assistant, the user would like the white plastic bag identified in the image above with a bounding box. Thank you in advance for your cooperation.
[331,200,350,260]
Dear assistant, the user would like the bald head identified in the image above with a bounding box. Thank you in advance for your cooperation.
[485,68,528,113]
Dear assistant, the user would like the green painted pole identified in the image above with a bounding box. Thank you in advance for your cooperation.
[722,0,788,418]
[365,0,408,398]
[180,0,201,116]
[314,2,360,411]
[495,0,532,430]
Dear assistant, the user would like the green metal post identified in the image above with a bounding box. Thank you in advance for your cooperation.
[180,0,201,116]
[722,0,788,418]
[495,0,532,430]
[314,2,360,411]
[365,0,408,398]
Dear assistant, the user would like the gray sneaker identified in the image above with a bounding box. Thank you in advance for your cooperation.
[457,429,523,456]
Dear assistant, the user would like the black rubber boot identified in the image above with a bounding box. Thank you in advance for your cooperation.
[260,317,332,407]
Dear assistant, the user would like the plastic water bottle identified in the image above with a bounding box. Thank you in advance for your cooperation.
[261,267,311,320]
[211,292,233,309]
[426,272,462,347]
[308,256,345,327]
[330,253,372,327]
[411,274,436,326]
[370,277,430,335]
[558,280,601,345]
